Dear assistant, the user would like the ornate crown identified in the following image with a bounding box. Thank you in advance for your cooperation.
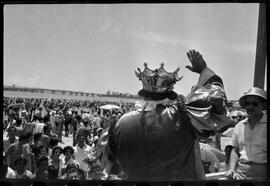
[135,62,183,94]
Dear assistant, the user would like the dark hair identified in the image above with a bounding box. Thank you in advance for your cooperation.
[63,146,74,155]
[16,118,23,126]
[36,156,49,167]
[38,145,49,154]
[34,132,42,142]
[33,115,41,122]
[43,115,50,123]
[52,146,63,155]
[15,157,27,166]
[225,145,233,151]
[24,132,33,140]
[43,125,50,133]
[49,135,59,147]
[75,115,82,121]
[19,133,28,142]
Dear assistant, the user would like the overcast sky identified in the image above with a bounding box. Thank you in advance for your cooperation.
[4,3,264,100]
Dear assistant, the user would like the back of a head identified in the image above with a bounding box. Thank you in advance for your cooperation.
[49,135,59,148]
[34,132,42,141]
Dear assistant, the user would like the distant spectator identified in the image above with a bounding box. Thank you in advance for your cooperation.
[73,132,93,178]
[38,145,50,159]
[33,156,49,179]
[43,125,53,137]
[3,125,19,153]
[14,157,34,179]
[3,155,16,179]
[5,132,33,170]
[48,146,64,179]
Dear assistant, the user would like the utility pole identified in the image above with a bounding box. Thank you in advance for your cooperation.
[254,3,267,89]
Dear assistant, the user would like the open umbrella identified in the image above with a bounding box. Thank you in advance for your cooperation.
[100,104,120,110]
[200,142,226,162]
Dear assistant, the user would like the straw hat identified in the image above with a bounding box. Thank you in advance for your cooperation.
[239,87,267,108]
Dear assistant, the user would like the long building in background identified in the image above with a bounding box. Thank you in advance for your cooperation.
[3,85,141,103]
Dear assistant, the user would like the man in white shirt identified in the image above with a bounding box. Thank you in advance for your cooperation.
[73,129,93,178]
[225,87,267,179]
[32,115,45,135]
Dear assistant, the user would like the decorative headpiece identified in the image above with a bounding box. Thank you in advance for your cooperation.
[135,63,182,97]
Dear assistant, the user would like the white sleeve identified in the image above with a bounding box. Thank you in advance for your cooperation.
[231,124,239,148]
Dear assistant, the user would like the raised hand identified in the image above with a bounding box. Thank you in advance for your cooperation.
[186,49,207,73]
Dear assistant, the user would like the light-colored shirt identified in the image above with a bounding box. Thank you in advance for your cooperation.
[231,112,267,164]
[6,167,16,179]
[50,114,56,127]
[93,117,101,128]
[32,121,45,134]
[74,144,93,172]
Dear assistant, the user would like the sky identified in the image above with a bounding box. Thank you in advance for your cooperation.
[4,3,265,100]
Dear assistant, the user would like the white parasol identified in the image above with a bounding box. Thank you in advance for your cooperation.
[100,104,121,110]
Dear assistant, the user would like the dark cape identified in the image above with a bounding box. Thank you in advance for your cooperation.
[97,67,233,180]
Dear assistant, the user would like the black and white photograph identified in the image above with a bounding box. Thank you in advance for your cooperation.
[2,3,267,183]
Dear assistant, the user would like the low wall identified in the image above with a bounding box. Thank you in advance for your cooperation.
[3,90,141,103]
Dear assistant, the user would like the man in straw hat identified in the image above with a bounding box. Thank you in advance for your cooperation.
[98,49,233,180]
[225,87,267,179]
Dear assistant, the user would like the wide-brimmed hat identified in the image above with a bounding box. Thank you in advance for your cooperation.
[239,87,267,108]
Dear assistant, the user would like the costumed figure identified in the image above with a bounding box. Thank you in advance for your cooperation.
[97,50,233,180]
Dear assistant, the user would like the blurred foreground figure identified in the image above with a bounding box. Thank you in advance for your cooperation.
[98,50,233,180]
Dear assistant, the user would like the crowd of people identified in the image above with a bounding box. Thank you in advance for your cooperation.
[3,97,134,180]
[2,50,267,181]
[2,95,234,180]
